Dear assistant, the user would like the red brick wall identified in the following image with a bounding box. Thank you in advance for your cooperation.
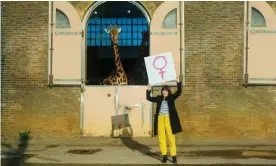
[1,2,80,142]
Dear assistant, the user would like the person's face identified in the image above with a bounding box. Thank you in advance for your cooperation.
[162,89,169,97]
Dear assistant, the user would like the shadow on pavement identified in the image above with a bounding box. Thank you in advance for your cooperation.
[119,127,162,162]
[4,139,29,166]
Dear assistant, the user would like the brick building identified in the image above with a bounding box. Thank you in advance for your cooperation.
[1,1,276,144]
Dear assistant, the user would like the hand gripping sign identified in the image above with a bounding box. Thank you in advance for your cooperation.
[144,52,177,85]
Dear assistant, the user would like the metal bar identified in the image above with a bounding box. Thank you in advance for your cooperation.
[83,29,86,82]
[115,87,119,136]
[81,25,85,87]
[123,105,127,124]
[80,87,84,135]
[244,1,249,88]
[150,87,154,136]
[242,1,246,88]
[179,1,184,83]
[150,100,153,137]
[81,4,86,84]
[49,1,54,87]
[48,2,51,85]
[81,80,85,93]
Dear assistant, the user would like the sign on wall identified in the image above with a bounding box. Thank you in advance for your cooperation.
[144,52,177,85]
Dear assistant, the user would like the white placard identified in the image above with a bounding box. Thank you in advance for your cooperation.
[144,52,177,85]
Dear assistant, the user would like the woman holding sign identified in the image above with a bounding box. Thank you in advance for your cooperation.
[146,76,183,164]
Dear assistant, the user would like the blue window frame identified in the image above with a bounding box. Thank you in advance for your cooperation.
[87,17,148,47]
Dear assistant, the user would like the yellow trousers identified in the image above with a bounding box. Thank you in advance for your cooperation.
[158,114,176,156]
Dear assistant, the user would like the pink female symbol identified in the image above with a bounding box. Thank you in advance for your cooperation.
[153,56,167,80]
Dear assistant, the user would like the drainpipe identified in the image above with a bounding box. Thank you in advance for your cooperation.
[49,1,54,88]
[179,1,184,83]
[244,1,249,88]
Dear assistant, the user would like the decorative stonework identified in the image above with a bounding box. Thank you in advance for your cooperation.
[69,1,164,21]
[267,1,276,14]
[69,1,94,20]
[69,1,275,20]
[141,1,163,18]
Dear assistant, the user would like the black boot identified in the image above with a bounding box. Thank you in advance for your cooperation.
[172,156,177,164]
[161,155,167,163]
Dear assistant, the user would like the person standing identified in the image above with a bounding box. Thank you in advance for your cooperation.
[146,76,183,164]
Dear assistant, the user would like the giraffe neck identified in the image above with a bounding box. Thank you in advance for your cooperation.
[112,45,124,73]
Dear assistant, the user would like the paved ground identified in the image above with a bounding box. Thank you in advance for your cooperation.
[2,137,276,165]
[19,137,276,146]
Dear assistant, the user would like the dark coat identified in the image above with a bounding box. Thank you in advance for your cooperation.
[146,82,183,136]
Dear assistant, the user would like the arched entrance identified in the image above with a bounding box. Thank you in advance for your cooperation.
[81,1,152,137]
[83,1,151,85]
[49,1,183,137]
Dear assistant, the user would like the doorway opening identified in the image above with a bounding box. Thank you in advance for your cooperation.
[85,1,150,85]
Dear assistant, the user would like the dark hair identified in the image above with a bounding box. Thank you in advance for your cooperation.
[161,85,172,96]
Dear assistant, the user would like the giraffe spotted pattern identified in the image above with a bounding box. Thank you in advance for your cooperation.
[102,25,128,85]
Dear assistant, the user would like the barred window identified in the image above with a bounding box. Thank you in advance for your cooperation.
[56,9,71,28]
[251,7,266,27]
[162,8,177,29]
[87,17,148,47]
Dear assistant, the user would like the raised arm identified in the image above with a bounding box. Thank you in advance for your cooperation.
[172,76,183,100]
[146,84,158,103]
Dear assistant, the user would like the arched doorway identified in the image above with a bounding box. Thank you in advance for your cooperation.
[81,1,152,137]
[83,1,150,85]
[49,1,183,137]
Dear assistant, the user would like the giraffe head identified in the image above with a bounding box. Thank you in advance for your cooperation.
[104,24,121,45]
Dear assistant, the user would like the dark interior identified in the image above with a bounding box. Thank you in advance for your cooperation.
[86,1,149,85]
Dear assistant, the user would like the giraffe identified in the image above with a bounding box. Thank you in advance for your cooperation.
[103,24,128,85]
[128,30,149,85]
